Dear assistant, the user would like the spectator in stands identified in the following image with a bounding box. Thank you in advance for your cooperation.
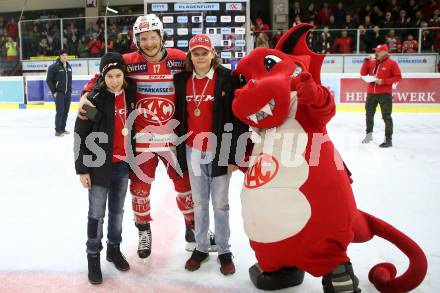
[385,29,402,53]
[304,3,318,23]
[317,26,332,53]
[342,14,356,41]
[423,0,439,19]
[381,11,394,34]
[293,15,302,26]
[46,49,72,137]
[401,34,419,53]
[412,10,424,28]
[77,36,90,58]
[358,5,373,26]
[0,32,7,59]
[290,1,303,27]
[332,30,353,53]
[395,9,411,39]
[113,33,128,53]
[429,9,440,26]
[85,22,97,38]
[361,44,401,148]
[358,25,368,53]
[375,0,388,14]
[0,16,5,37]
[255,32,269,48]
[67,34,79,56]
[307,26,321,53]
[327,15,338,39]
[317,2,333,27]
[363,15,374,29]
[387,0,402,20]
[271,30,283,48]
[420,21,435,52]
[39,37,49,56]
[371,5,384,24]
[6,18,18,41]
[333,2,346,26]
[47,35,60,56]
[88,33,103,57]
[366,25,385,52]
[405,0,420,21]
[5,36,17,61]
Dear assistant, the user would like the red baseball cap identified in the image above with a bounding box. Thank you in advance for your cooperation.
[189,34,213,51]
[374,44,389,52]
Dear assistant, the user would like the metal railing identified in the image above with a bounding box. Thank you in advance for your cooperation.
[252,26,440,54]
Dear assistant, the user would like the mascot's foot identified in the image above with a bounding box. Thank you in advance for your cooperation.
[249,263,305,291]
[322,262,361,293]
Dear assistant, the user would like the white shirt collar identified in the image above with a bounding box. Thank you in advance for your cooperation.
[193,67,215,80]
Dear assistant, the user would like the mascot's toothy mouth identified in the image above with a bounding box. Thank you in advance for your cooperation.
[246,99,275,123]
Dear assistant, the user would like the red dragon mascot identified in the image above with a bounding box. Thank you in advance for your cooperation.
[231,23,427,292]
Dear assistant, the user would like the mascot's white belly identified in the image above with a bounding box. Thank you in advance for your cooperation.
[241,94,311,243]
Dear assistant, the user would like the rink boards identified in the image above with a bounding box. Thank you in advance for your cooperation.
[1,73,439,112]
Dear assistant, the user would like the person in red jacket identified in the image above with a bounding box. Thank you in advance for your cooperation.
[331,30,353,53]
[360,44,402,147]
[401,34,419,53]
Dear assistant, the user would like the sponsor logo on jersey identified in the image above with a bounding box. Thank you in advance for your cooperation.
[137,81,175,96]
[245,154,279,188]
[166,59,185,70]
[136,97,175,123]
[186,94,214,102]
[126,63,148,73]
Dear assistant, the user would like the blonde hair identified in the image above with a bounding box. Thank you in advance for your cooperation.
[185,50,222,72]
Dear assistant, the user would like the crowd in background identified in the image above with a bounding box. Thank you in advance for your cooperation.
[0,0,439,68]
[0,8,139,63]
[252,0,440,53]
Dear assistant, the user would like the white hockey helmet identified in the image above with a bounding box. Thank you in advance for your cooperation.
[132,14,164,47]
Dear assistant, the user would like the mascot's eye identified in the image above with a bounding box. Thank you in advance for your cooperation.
[292,65,303,77]
[239,74,247,87]
[264,55,282,71]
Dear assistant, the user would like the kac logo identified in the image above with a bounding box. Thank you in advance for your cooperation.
[137,97,175,123]
[244,153,279,188]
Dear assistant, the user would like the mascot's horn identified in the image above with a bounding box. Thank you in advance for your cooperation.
[275,23,325,85]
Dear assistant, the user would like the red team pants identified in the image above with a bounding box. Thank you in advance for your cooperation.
[130,151,194,226]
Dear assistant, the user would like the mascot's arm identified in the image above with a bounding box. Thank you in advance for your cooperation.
[296,72,335,126]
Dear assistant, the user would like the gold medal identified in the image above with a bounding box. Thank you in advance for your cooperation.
[121,127,129,136]
[194,108,201,117]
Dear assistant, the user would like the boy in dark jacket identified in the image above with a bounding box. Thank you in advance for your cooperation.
[74,52,136,284]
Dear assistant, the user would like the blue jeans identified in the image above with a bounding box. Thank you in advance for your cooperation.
[54,92,71,132]
[186,146,232,255]
[86,162,129,254]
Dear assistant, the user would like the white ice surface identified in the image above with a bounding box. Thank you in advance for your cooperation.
[0,109,439,292]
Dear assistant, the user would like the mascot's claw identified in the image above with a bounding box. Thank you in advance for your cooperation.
[249,263,305,291]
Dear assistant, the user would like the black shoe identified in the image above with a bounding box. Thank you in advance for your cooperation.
[136,222,151,259]
[55,131,64,137]
[249,263,305,290]
[322,262,361,293]
[379,138,392,148]
[106,243,130,271]
[185,249,209,271]
[87,253,102,285]
[218,252,235,275]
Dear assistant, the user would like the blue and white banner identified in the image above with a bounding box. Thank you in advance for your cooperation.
[151,3,169,12]
[0,77,24,103]
[174,3,220,11]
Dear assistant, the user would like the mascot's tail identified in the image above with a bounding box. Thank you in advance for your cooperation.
[353,210,427,293]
